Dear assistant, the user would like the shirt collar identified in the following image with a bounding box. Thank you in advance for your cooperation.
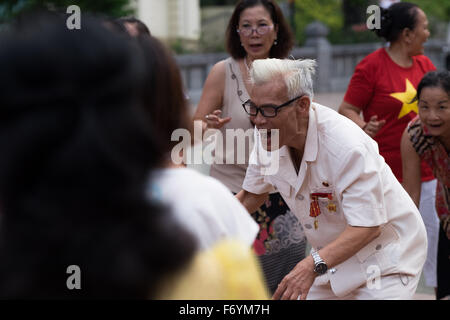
[303,103,318,162]
[278,103,318,163]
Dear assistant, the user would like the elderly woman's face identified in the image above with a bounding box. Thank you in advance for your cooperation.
[237,5,278,60]
[418,86,450,139]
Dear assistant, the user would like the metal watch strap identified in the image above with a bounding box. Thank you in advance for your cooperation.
[311,249,328,275]
[311,250,324,264]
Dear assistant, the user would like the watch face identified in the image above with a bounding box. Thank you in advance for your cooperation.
[314,263,328,275]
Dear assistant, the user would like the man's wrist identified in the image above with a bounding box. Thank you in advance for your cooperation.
[311,250,328,275]
[305,255,318,277]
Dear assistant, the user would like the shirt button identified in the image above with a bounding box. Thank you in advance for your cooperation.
[296,194,304,200]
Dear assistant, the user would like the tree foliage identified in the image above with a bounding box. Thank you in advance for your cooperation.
[0,0,134,23]
[293,0,344,45]
[292,0,450,45]
[409,0,450,22]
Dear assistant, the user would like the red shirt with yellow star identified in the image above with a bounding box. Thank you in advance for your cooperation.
[344,48,436,182]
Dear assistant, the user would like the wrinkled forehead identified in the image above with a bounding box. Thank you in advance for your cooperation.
[250,74,288,104]
[419,86,450,102]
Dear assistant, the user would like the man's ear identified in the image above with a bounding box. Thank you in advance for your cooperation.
[297,95,311,113]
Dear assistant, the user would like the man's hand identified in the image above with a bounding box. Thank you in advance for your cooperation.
[272,256,317,300]
[273,225,381,300]
[236,190,268,214]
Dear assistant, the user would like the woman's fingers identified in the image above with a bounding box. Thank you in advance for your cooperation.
[205,109,222,122]
[205,114,219,121]
[218,117,232,125]
[364,117,385,137]
[204,113,231,129]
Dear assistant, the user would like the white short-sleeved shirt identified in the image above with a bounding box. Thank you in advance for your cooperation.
[243,103,427,297]
[149,167,259,250]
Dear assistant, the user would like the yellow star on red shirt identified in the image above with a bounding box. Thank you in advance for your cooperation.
[390,79,418,119]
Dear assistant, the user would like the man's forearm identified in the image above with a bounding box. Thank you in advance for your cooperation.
[236,190,268,214]
[318,225,381,268]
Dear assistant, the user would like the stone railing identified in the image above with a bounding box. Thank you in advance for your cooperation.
[176,21,449,105]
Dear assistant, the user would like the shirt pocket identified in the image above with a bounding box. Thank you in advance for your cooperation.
[310,185,339,216]
[355,223,399,263]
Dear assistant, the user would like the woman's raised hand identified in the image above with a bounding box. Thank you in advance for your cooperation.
[363,115,386,138]
[204,109,232,129]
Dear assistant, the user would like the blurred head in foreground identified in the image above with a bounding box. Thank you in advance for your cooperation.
[116,17,151,37]
[0,11,195,299]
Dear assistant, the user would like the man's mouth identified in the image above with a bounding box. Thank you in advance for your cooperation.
[259,129,272,142]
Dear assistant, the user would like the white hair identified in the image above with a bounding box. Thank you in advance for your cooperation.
[249,58,317,100]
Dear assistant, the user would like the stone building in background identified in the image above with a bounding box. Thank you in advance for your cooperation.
[134,0,201,51]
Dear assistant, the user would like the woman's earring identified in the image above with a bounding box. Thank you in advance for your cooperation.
[274,39,278,45]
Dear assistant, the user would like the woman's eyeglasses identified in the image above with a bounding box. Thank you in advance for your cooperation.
[237,25,273,37]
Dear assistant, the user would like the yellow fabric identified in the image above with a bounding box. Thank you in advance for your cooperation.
[158,240,270,300]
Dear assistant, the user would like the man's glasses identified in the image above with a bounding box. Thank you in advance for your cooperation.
[237,25,273,37]
[242,95,304,118]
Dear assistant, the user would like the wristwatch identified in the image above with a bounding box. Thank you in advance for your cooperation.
[311,250,328,275]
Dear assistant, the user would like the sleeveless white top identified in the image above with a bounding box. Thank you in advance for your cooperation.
[209,57,254,193]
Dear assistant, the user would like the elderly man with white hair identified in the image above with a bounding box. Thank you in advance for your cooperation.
[236,58,427,300]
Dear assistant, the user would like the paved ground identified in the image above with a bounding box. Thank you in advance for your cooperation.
[414,274,435,299]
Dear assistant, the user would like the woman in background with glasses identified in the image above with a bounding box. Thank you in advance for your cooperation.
[193,0,307,294]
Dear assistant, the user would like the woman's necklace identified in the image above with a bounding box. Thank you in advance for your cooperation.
[244,56,251,74]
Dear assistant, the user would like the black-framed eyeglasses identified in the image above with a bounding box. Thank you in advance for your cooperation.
[242,95,303,118]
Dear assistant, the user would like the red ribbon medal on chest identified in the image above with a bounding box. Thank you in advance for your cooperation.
[310,193,334,229]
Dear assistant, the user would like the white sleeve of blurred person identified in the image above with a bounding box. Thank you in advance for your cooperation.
[149,167,259,250]
[379,0,400,9]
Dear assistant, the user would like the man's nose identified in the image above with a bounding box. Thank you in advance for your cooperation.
[252,111,267,125]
